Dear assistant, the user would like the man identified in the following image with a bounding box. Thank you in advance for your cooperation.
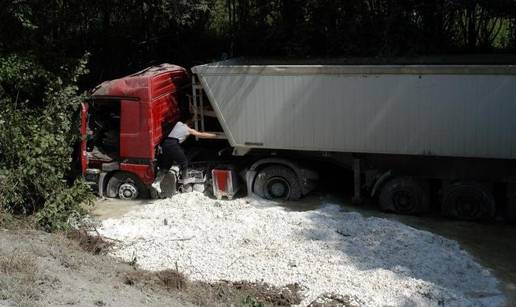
[152,118,217,193]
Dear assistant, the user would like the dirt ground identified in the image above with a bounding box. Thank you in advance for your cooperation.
[0,227,302,307]
[0,229,192,307]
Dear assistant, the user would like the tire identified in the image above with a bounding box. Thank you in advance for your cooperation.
[507,202,516,223]
[379,177,430,215]
[253,165,302,201]
[105,172,149,200]
[441,182,495,221]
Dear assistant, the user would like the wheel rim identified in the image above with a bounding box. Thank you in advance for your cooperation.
[454,194,483,219]
[119,183,138,200]
[392,190,416,213]
[266,177,291,200]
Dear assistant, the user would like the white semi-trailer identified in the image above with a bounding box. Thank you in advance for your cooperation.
[83,60,516,222]
[190,60,516,221]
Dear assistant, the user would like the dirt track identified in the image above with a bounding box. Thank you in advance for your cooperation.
[0,229,191,307]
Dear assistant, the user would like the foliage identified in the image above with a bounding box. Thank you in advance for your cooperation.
[0,54,93,231]
[2,0,515,84]
[214,0,516,57]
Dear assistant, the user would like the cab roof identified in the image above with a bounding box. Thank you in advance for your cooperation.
[89,63,187,101]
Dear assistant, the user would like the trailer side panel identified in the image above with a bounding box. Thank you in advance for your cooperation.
[194,64,516,160]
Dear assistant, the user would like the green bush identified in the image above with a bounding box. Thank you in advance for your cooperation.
[0,54,93,231]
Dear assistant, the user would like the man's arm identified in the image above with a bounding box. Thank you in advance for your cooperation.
[187,127,218,139]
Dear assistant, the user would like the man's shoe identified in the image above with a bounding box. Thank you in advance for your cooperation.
[151,181,162,194]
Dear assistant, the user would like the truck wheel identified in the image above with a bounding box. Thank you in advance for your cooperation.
[506,186,516,223]
[378,177,430,215]
[507,202,516,223]
[253,165,302,201]
[106,172,149,200]
[441,182,495,221]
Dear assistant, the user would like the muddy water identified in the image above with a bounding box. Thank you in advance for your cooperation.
[92,194,516,305]
[92,198,152,219]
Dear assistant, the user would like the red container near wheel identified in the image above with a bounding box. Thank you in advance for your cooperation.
[212,169,239,200]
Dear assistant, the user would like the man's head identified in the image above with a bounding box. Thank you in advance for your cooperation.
[181,113,194,126]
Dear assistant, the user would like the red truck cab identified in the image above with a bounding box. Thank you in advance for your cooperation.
[80,64,188,199]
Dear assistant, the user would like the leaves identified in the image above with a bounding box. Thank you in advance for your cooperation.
[216,0,516,57]
[2,0,515,83]
[0,54,92,231]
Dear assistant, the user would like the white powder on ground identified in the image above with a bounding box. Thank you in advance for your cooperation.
[98,192,504,306]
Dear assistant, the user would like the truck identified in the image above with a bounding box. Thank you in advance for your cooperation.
[81,60,516,222]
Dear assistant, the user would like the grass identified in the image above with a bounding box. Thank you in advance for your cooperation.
[0,252,41,307]
[0,251,36,275]
[0,207,36,230]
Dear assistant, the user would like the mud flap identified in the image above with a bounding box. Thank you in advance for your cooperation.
[245,170,258,198]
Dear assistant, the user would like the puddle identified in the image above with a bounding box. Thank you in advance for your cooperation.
[92,198,152,219]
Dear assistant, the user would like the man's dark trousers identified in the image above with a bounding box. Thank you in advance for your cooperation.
[159,138,188,177]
